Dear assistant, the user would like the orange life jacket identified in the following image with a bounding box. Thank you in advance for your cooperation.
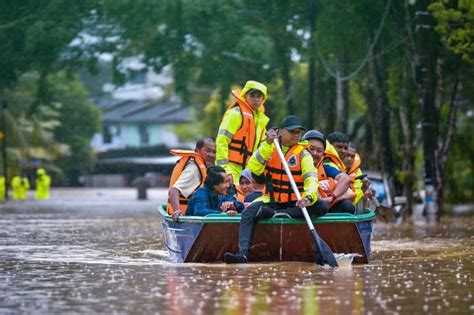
[226,91,265,167]
[166,149,207,215]
[323,150,347,172]
[346,153,361,176]
[235,185,246,202]
[316,160,337,198]
[317,160,356,204]
[266,144,305,203]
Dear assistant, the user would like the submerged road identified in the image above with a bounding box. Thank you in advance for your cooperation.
[0,188,473,314]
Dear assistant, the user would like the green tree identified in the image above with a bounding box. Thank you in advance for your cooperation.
[2,73,69,174]
[50,72,101,185]
[0,71,100,185]
[0,1,94,91]
[429,0,474,64]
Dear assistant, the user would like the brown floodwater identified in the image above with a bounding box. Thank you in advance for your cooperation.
[0,188,473,314]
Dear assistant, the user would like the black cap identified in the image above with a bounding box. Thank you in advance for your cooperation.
[302,130,326,149]
[280,115,306,131]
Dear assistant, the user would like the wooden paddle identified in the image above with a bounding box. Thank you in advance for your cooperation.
[273,138,338,267]
[372,197,396,222]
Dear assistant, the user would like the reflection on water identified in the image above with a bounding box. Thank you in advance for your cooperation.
[0,198,473,314]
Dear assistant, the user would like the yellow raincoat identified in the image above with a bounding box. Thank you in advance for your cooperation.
[247,141,319,205]
[346,153,365,204]
[12,176,30,200]
[0,176,5,200]
[35,168,51,200]
[216,80,270,183]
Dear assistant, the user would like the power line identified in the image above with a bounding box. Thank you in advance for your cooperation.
[314,0,392,82]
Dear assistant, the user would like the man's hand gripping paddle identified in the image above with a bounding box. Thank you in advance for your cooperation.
[273,138,338,267]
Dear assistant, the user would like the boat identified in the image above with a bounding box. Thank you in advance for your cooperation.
[157,205,375,264]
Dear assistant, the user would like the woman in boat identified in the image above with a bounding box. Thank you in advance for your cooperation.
[186,166,245,217]
[302,130,356,214]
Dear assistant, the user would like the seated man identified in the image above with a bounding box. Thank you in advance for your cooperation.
[186,166,244,216]
[236,169,263,204]
[302,130,356,214]
[324,131,350,172]
[325,131,373,207]
[224,115,329,264]
[344,142,373,205]
[167,138,216,221]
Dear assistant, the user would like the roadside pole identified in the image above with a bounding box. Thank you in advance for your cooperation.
[415,4,438,217]
[1,101,8,200]
[306,0,316,130]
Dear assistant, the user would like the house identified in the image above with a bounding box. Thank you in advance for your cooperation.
[83,59,197,187]
[90,96,193,153]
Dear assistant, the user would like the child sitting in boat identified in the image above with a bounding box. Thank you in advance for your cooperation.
[235,169,263,205]
[186,166,245,216]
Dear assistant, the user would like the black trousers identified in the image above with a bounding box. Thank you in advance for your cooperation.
[237,200,329,257]
[329,199,356,214]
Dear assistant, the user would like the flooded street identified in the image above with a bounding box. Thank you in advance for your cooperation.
[1,188,473,314]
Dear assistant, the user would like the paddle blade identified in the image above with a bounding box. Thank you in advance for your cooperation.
[375,205,396,222]
[311,229,338,267]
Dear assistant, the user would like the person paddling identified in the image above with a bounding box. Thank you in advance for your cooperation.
[224,116,328,264]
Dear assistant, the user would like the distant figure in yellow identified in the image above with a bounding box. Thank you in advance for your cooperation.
[0,175,6,200]
[35,168,51,200]
[12,175,30,200]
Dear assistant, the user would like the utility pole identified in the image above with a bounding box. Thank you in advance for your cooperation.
[306,0,317,130]
[415,5,438,217]
[1,101,8,200]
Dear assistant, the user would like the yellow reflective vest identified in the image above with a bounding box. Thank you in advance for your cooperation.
[0,176,6,200]
[12,176,30,200]
[35,174,51,199]
[247,141,318,205]
[216,88,269,183]
[346,153,364,204]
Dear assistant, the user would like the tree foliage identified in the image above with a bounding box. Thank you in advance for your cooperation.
[1,72,100,183]
[1,1,473,207]
[429,0,474,64]
[50,72,101,175]
[0,0,94,90]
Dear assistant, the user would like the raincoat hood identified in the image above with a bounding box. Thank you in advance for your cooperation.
[325,141,341,159]
[237,81,268,111]
[37,168,46,175]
